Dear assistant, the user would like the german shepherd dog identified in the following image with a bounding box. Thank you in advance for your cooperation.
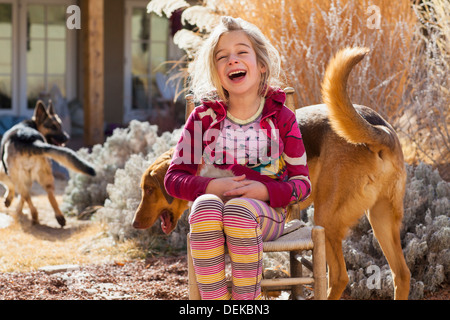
[132,47,411,299]
[0,100,96,227]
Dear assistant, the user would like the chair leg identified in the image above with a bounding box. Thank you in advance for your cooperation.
[290,250,303,300]
[187,235,201,300]
[312,226,327,300]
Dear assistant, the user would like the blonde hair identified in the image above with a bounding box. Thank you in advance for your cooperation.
[189,16,282,102]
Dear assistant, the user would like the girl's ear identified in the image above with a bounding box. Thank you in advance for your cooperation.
[260,64,267,74]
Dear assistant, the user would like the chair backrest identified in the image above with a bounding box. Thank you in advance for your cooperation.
[185,87,297,122]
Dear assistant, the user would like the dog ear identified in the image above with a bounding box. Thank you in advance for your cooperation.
[47,100,55,115]
[33,100,48,123]
[151,169,174,205]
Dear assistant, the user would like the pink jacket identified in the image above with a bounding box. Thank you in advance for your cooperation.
[164,87,311,208]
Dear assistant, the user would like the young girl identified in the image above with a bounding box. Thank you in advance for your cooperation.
[164,16,311,300]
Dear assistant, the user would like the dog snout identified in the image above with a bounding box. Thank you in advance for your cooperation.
[132,211,145,229]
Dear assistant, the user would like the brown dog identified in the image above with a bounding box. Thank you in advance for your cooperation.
[0,101,96,227]
[132,148,189,233]
[132,47,410,299]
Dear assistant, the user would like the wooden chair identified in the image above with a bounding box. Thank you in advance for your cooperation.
[184,88,328,300]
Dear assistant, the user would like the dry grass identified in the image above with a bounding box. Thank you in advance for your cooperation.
[0,181,145,273]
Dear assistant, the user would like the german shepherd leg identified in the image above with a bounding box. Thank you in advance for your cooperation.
[36,159,66,227]
[14,180,39,225]
[24,194,39,225]
[43,182,65,227]
[15,196,25,220]
[367,198,410,299]
[0,171,15,207]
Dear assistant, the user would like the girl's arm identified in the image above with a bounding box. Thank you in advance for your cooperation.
[164,110,214,201]
[164,107,249,202]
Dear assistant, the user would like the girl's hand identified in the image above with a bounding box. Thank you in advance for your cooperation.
[223,180,269,202]
[205,174,247,201]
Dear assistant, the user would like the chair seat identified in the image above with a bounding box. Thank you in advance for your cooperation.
[263,220,314,252]
[263,226,314,252]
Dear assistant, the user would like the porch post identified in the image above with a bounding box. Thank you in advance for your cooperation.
[81,0,104,146]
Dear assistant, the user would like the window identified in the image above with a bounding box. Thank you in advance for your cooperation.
[0,2,13,110]
[0,0,76,117]
[25,3,67,109]
[124,0,169,122]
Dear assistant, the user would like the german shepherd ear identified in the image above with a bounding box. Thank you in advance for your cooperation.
[47,100,55,115]
[33,100,49,123]
[151,168,174,205]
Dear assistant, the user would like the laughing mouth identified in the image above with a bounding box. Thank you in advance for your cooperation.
[228,70,247,81]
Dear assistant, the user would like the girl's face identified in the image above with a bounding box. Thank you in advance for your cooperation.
[214,31,266,99]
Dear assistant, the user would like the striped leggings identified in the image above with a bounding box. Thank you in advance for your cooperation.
[189,194,286,300]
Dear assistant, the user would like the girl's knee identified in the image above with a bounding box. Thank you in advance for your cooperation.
[189,194,224,224]
[223,198,259,226]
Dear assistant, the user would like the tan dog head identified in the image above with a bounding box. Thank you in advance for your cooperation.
[132,148,189,234]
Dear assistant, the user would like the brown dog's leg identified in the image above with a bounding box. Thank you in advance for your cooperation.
[314,203,351,300]
[324,229,349,299]
[367,198,410,300]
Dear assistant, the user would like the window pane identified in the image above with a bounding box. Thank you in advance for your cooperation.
[27,75,45,109]
[47,40,65,74]
[132,42,149,76]
[150,74,158,100]
[47,5,66,39]
[151,14,168,42]
[28,5,45,39]
[132,8,149,42]
[0,75,12,109]
[132,75,149,110]
[0,4,12,37]
[151,42,167,72]
[0,39,11,74]
[27,40,45,74]
[48,76,65,96]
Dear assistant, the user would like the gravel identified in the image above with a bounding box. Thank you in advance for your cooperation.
[0,256,188,300]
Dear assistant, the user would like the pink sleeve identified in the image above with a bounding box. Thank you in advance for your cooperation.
[164,109,214,201]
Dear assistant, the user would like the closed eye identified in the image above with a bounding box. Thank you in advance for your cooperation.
[144,187,154,195]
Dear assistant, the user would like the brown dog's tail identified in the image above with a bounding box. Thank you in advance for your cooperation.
[321,47,396,150]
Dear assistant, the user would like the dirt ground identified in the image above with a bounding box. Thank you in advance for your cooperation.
[0,179,448,300]
[0,257,188,300]
[0,179,189,300]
